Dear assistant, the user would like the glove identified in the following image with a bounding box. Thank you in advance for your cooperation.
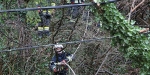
[66,54,74,62]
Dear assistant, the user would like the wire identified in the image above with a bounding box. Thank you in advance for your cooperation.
[0,37,113,52]
[65,62,76,75]
[0,0,119,13]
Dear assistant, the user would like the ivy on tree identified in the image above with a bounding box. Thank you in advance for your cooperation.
[92,0,150,75]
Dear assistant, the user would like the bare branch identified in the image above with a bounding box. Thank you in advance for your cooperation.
[128,0,136,21]
[128,0,145,21]
[95,47,112,75]
[131,0,145,13]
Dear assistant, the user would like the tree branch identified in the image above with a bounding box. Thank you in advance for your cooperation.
[95,47,112,75]
[128,0,145,21]
[131,0,145,13]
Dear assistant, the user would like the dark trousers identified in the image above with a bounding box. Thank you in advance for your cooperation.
[72,6,80,19]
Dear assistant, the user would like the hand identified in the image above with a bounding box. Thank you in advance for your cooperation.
[60,60,66,65]
[52,66,57,72]
[53,68,57,72]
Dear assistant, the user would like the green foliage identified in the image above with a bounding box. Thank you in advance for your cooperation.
[26,11,40,27]
[92,1,150,74]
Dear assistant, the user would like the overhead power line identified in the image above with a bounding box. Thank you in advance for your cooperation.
[0,0,119,13]
[0,37,113,52]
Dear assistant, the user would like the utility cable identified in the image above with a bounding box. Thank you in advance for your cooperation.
[0,0,119,13]
[65,62,76,75]
[0,37,113,52]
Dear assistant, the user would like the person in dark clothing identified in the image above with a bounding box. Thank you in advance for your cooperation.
[71,0,84,19]
[50,44,73,75]
[36,2,56,38]
[65,0,84,19]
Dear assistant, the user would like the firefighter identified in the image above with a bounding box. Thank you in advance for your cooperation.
[42,10,51,37]
[65,0,84,19]
[37,2,55,38]
[50,44,73,75]
[71,0,84,19]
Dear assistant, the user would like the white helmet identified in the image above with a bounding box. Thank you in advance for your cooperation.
[53,44,63,49]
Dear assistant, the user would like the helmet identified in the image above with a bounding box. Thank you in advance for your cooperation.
[53,44,63,49]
